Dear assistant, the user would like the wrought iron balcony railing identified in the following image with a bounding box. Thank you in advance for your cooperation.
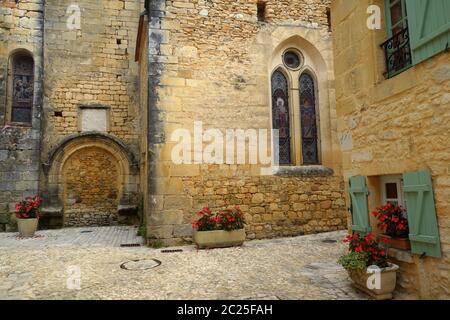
[380,27,412,78]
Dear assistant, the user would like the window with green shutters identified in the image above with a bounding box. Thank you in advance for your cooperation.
[403,171,442,258]
[348,176,371,235]
[381,0,450,78]
[406,0,450,65]
[381,0,413,78]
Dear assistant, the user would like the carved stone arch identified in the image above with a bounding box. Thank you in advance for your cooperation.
[42,132,139,227]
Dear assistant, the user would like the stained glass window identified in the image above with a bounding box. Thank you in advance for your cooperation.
[299,73,319,165]
[11,54,34,123]
[271,69,291,165]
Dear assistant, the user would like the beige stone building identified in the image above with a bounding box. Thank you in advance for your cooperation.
[1,0,347,243]
[1,0,448,300]
[136,0,347,246]
[331,0,449,299]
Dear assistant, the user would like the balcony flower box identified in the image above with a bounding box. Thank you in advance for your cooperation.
[372,203,411,251]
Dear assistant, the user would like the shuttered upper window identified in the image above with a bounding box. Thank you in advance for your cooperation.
[381,0,450,78]
[406,0,450,65]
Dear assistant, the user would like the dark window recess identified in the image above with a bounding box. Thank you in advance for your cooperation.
[283,51,301,70]
[257,1,266,22]
[54,111,63,117]
[326,8,332,32]
[380,27,412,78]
[271,70,291,165]
[11,54,34,123]
[299,73,319,165]
[117,39,122,45]
[381,0,411,78]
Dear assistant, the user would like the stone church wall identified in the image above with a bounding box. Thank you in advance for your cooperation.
[144,0,347,245]
[0,0,44,231]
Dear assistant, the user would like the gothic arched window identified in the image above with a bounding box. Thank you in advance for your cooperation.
[271,69,291,165]
[299,73,319,165]
[10,53,34,124]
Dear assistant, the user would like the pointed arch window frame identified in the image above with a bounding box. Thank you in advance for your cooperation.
[5,50,35,126]
[270,64,322,167]
[299,70,321,165]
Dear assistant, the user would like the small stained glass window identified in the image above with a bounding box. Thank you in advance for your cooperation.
[271,69,291,165]
[283,50,302,70]
[299,73,319,165]
[11,54,34,123]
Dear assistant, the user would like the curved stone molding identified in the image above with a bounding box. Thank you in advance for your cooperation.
[41,132,140,227]
[43,132,138,174]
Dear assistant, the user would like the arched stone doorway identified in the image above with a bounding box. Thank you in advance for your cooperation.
[42,133,139,228]
[63,147,121,227]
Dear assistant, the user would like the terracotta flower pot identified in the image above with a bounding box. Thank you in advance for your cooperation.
[378,234,411,250]
[17,218,39,237]
[348,263,399,300]
[194,229,246,249]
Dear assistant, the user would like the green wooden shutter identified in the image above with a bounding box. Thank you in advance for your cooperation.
[406,0,450,65]
[349,176,371,234]
[403,171,442,258]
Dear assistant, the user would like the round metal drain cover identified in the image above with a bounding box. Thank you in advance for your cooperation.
[120,259,161,270]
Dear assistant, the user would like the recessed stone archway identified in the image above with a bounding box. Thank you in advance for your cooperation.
[62,146,121,227]
[42,132,139,228]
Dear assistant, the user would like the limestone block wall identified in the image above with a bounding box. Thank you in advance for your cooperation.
[42,0,143,154]
[63,147,120,227]
[331,0,450,299]
[145,0,346,245]
[40,0,144,226]
[0,0,44,231]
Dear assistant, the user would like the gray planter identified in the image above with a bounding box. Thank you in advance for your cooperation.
[17,218,38,237]
[194,229,246,249]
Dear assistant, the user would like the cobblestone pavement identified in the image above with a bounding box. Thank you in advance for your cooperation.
[0,226,144,248]
[0,228,369,300]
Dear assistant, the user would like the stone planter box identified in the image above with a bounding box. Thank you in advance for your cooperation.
[194,229,246,249]
[378,234,411,251]
[17,218,38,238]
[347,263,399,300]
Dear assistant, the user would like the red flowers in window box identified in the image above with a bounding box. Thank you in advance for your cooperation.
[192,206,246,232]
[372,203,411,250]
[15,195,43,219]
[372,203,409,238]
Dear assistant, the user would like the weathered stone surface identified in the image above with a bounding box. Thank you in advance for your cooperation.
[331,0,450,300]
[0,229,372,300]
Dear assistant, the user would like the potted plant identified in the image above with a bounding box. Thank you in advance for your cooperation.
[372,203,410,250]
[15,195,42,237]
[338,233,399,300]
[192,206,246,249]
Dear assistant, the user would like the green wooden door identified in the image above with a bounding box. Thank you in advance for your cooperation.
[349,176,371,235]
[406,0,450,65]
[403,171,442,258]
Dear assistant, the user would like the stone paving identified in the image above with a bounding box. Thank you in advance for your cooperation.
[0,228,369,300]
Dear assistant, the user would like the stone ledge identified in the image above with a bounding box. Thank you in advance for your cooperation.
[388,248,415,264]
[273,165,334,177]
[118,205,138,216]
[41,206,63,217]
